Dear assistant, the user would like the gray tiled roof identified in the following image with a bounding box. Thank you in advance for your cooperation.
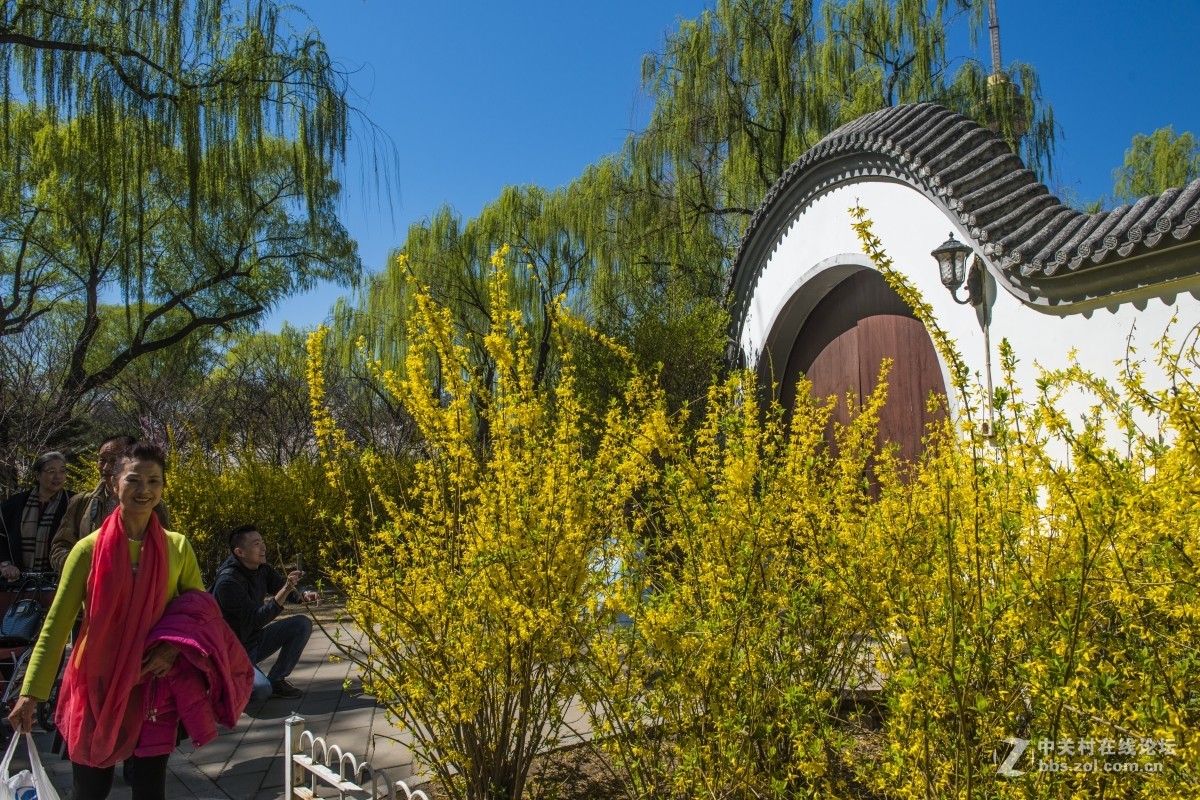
[730,102,1200,286]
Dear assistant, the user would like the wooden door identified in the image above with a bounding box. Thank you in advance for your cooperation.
[780,270,946,464]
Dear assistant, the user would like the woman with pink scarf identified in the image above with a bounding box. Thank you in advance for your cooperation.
[8,442,209,800]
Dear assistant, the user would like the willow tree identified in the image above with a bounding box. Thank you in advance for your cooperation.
[581,0,1055,409]
[0,103,357,467]
[0,0,364,461]
[331,185,596,449]
[608,0,1056,295]
[1113,126,1200,204]
[0,0,349,212]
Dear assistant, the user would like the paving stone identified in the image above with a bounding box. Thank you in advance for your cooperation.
[186,735,241,766]
[212,770,265,799]
[323,708,377,734]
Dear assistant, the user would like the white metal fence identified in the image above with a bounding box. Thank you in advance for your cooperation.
[283,715,428,800]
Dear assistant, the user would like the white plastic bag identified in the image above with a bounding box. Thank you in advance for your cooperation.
[0,732,61,800]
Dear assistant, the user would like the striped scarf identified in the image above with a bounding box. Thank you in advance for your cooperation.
[20,489,64,571]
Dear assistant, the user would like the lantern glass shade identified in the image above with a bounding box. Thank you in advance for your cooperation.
[931,233,971,290]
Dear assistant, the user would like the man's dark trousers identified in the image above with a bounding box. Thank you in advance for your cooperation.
[248,615,313,701]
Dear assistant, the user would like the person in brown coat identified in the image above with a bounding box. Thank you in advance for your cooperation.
[50,434,169,574]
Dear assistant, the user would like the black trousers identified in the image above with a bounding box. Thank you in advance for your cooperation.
[67,753,170,800]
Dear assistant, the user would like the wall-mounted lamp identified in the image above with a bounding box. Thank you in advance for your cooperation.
[931,232,983,306]
[931,231,995,437]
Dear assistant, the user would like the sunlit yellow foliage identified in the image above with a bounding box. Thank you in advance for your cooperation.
[309,250,654,800]
[309,219,1197,800]
[581,212,1198,800]
[580,365,895,799]
[165,435,358,576]
[843,210,1199,799]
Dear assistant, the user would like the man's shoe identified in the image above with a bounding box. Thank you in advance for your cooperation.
[270,679,303,699]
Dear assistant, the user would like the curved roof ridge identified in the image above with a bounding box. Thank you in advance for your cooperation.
[730,103,1200,298]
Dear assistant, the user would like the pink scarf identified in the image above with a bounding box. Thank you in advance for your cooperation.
[55,509,168,767]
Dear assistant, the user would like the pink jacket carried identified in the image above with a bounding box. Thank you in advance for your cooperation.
[137,590,254,756]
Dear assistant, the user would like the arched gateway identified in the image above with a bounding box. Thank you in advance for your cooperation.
[726,103,1200,461]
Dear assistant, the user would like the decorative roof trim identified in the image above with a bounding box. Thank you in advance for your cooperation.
[726,103,1200,348]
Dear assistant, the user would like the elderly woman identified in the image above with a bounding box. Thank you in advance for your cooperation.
[8,442,215,800]
[0,451,71,580]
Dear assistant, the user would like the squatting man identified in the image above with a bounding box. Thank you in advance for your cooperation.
[212,525,320,700]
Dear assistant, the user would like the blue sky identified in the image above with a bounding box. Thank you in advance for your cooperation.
[265,0,1200,330]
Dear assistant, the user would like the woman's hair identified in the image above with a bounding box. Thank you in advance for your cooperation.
[31,451,66,474]
[116,441,169,477]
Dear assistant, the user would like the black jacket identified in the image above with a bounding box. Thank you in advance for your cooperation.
[0,488,71,571]
[211,554,299,652]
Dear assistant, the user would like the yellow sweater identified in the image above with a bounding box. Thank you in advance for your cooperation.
[22,529,205,700]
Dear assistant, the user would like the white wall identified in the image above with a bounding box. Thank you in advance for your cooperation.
[740,178,1200,439]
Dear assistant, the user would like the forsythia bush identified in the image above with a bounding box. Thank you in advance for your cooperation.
[166,438,367,579]
[308,249,654,800]
[846,210,1198,799]
[579,367,896,799]
[307,223,1197,799]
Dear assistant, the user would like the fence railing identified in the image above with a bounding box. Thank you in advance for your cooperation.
[283,715,429,800]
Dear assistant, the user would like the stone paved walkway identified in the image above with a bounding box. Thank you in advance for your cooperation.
[14,608,425,800]
[10,605,595,799]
